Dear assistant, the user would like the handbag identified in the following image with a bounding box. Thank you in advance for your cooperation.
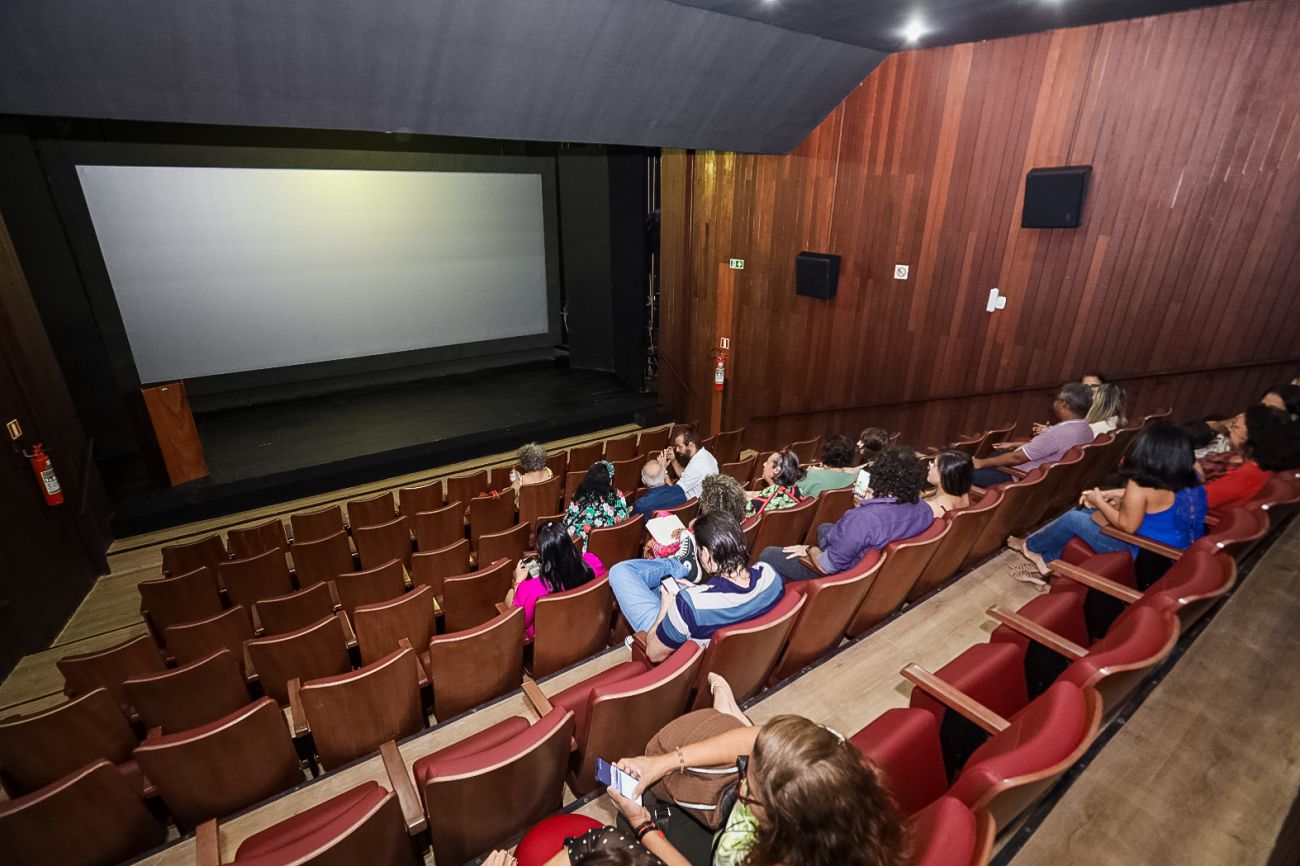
[644,709,746,830]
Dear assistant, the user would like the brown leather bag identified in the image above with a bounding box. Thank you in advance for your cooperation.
[644,709,746,830]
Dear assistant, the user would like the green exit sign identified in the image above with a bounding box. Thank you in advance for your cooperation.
[729,258,745,269]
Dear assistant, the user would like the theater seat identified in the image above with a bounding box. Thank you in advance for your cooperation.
[689,590,804,709]
[769,551,881,685]
[907,797,995,866]
[222,780,412,866]
[0,688,142,797]
[850,708,948,817]
[532,576,615,677]
[515,814,605,866]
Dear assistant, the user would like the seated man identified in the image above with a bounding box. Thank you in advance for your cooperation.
[632,426,718,517]
[641,458,668,490]
[759,446,933,582]
[971,383,1095,487]
[609,511,783,662]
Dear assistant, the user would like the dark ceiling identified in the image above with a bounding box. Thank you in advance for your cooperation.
[0,0,1245,154]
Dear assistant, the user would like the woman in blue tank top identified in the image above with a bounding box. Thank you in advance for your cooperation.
[1009,421,1207,577]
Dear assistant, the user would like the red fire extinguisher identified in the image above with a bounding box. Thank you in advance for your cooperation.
[714,352,727,391]
[29,443,65,506]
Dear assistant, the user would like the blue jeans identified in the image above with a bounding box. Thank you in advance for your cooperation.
[632,484,687,518]
[609,557,691,632]
[1026,508,1134,563]
[973,467,1014,488]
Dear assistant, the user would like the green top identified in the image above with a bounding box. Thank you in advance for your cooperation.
[798,467,857,498]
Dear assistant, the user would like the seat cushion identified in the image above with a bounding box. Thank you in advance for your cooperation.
[990,592,1088,655]
[548,660,648,743]
[515,814,604,866]
[412,715,532,785]
[850,708,947,817]
[908,797,977,866]
[235,781,387,863]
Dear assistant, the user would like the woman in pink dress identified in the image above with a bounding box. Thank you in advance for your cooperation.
[507,521,606,639]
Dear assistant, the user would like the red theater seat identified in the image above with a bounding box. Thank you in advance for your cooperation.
[515,814,605,866]
[846,518,948,637]
[291,506,347,545]
[689,590,804,708]
[290,530,356,588]
[531,575,615,677]
[56,632,166,714]
[908,797,995,866]
[769,550,881,684]
[227,519,291,560]
[162,534,228,578]
[850,708,948,817]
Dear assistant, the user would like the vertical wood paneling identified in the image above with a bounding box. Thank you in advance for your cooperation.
[660,0,1300,446]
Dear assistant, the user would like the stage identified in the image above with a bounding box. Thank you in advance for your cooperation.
[102,361,660,536]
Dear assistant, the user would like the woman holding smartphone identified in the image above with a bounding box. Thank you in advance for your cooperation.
[506,522,604,639]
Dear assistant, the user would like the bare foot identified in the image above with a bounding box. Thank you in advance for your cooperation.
[1006,535,1027,553]
[1022,548,1051,577]
[709,674,752,726]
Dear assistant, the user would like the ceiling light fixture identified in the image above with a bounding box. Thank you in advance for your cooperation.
[902,16,928,45]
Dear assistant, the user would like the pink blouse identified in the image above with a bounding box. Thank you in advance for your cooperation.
[511,552,606,639]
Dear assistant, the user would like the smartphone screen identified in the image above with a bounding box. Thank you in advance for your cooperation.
[660,577,681,597]
[595,758,643,804]
[853,469,872,498]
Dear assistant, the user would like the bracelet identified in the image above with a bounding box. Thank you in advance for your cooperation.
[675,746,686,773]
[634,820,659,842]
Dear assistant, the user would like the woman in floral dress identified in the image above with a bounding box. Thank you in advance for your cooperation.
[563,460,630,550]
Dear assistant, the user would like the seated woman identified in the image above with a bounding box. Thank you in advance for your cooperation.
[699,473,749,523]
[924,448,974,517]
[563,461,630,551]
[609,512,783,661]
[758,446,934,582]
[855,427,891,467]
[1205,405,1300,509]
[798,434,859,498]
[1261,384,1300,418]
[1086,383,1126,436]
[506,523,605,640]
[1008,421,1207,577]
[511,442,553,503]
[745,449,806,516]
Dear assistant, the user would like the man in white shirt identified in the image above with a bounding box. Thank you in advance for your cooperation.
[632,426,719,517]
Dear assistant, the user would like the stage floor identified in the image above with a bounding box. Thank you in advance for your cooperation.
[104,362,658,535]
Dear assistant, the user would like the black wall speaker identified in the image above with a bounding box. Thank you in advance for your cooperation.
[1022,165,1092,228]
[795,252,840,300]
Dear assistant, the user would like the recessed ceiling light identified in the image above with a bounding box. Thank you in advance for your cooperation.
[902,17,928,44]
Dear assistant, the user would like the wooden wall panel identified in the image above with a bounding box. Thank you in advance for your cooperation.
[659,0,1300,451]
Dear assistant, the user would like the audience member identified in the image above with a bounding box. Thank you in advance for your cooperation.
[799,434,860,497]
[1081,371,1107,389]
[564,461,630,550]
[641,458,668,489]
[1204,405,1300,508]
[612,685,906,866]
[855,427,891,467]
[1009,421,1206,577]
[745,450,806,516]
[511,442,553,503]
[924,449,974,517]
[759,446,932,582]
[609,511,782,661]
[972,383,1094,487]
[1261,384,1300,417]
[506,522,604,639]
[1183,416,1231,459]
[1086,383,1126,436]
[699,473,749,522]
[633,427,719,517]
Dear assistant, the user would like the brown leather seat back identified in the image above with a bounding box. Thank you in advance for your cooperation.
[0,760,165,866]
[161,534,227,577]
[290,505,346,544]
[442,558,513,632]
[803,486,856,544]
[353,516,413,572]
[138,566,224,638]
[247,615,351,704]
[469,493,516,550]
[787,436,821,462]
[164,606,254,673]
[56,633,165,712]
[721,454,756,484]
[585,513,644,566]
[532,576,614,677]
[610,456,642,495]
[290,529,355,587]
[428,608,525,720]
[567,442,605,474]
[353,585,437,666]
[909,489,1005,602]
[603,433,639,462]
[770,552,882,683]
[123,649,250,734]
[713,428,745,465]
[399,481,444,519]
[964,469,1047,566]
[132,698,303,831]
[227,519,290,559]
[332,559,406,618]
[446,470,490,513]
[411,501,463,551]
[519,475,564,536]
[848,519,950,637]
[410,539,471,597]
[477,522,530,568]
[972,422,1016,459]
[750,497,817,553]
[218,549,295,621]
[0,689,137,795]
[691,591,805,709]
[301,648,424,770]
[254,581,337,637]
[347,491,397,531]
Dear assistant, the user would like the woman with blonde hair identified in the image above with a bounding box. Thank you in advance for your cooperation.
[1086,383,1126,436]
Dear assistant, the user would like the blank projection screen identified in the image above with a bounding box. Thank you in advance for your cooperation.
[75,165,551,383]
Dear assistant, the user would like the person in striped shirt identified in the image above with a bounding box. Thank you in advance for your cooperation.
[610,511,785,663]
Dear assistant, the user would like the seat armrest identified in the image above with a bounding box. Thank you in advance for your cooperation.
[986,606,1087,660]
[195,818,221,866]
[970,485,987,499]
[241,639,257,682]
[287,678,308,737]
[630,631,651,665]
[495,601,511,616]
[1048,561,1142,603]
[336,611,357,646]
[1203,512,1221,527]
[1004,466,1028,479]
[900,664,1009,735]
[250,605,265,637]
[1098,526,1183,560]
[379,741,426,835]
[521,677,554,717]
[146,725,163,741]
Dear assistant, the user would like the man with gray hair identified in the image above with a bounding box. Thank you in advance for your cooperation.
[641,457,668,489]
[971,382,1096,488]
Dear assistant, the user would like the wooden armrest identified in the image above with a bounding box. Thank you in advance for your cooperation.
[900,664,1009,736]
[1203,512,1221,527]
[495,601,511,616]
[1098,526,1183,560]
[336,611,357,646]
[195,818,221,866]
[1004,466,1028,479]
[1047,560,1142,604]
[287,678,308,737]
[986,606,1087,660]
[146,725,162,741]
[397,637,430,682]
[629,631,651,665]
[992,440,1027,451]
[250,604,264,636]
[326,581,343,610]
[379,741,426,835]
[521,678,554,717]
[241,639,257,681]
[799,556,822,574]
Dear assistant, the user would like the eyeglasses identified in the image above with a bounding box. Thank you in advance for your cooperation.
[734,755,762,810]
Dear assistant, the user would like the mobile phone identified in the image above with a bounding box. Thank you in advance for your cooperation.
[660,577,681,596]
[596,758,643,804]
[853,469,872,498]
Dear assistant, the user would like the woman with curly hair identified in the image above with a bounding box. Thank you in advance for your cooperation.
[511,442,554,504]
[700,473,749,523]
[759,446,933,582]
[745,449,807,517]
[855,427,891,468]
[799,434,859,498]
[563,461,630,550]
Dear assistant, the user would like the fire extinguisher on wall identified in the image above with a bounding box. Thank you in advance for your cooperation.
[713,352,727,391]
[28,443,65,506]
